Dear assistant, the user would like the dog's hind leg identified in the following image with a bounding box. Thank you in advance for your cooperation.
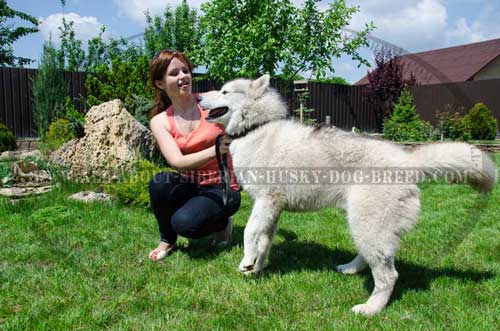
[239,195,284,275]
[346,186,420,316]
[336,254,368,275]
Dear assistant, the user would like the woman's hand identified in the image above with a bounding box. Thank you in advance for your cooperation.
[219,134,233,155]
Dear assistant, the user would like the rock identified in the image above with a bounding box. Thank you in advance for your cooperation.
[50,99,154,182]
[0,160,52,199]
[0,185,52,198]
[68,191,113,203]
[10,160,51,187]
[0,149,43,162]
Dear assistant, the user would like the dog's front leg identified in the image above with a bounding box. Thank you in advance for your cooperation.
[239,196,283,275]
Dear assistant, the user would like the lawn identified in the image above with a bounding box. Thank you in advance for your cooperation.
[1,155,499,330]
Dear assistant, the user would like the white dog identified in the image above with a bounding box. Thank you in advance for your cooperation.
[198,75,498,316]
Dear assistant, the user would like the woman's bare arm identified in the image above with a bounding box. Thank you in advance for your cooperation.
[150,114,216,171]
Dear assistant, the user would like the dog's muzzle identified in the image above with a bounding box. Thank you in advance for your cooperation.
[206,107,229,120]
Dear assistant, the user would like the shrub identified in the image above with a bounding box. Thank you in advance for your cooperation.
[104,159,175,208]
[0,123,17,153]
[64,96,86,138]
[435,110,471,141]
[85,55,153,121]
[42,118,76,153]
[462,103,498,140]
[383,89,433,142]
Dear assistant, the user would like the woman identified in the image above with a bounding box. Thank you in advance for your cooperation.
[148,49,241,261]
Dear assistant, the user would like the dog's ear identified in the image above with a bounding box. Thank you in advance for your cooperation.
[251,74,270,96]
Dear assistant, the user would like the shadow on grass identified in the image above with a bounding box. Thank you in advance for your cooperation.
[180,225,299,260]
[264,236,495,305]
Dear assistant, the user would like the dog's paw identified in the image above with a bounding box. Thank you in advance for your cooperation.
[238,256,263,275]
[336,263,360,275]
[351,303,380,317]
[239,257,256,274]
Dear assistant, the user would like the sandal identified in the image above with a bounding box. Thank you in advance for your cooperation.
[148,244,177,261]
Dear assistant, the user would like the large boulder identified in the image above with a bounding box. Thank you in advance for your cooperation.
[50,99,154,182]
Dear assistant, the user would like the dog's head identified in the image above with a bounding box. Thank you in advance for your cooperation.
[198,75,287,136]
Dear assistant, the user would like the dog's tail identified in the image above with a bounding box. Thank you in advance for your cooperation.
[407,142,498,193]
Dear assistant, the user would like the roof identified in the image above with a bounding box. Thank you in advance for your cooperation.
[355,37,500,85]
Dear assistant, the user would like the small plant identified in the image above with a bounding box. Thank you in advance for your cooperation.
[0,123,17,153]
[64,96,86,138]
[462,103,498,140]
[383,88,433,142]
[104,159,175,208]
[128,94,153,128]
[41,118,76,154]
[435,109,471,141]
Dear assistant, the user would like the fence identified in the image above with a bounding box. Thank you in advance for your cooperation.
[0,67,87,137]
[1,66,500,137]
[303,79,500,132]
[410,79,500,125]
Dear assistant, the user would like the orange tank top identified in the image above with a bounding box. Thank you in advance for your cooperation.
[166,102,239,190]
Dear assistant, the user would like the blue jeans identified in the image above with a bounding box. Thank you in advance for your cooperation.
[148,171,241,244]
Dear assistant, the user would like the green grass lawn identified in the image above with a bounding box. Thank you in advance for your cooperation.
[1,155,499,330]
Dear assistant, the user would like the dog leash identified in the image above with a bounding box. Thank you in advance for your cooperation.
[215,133,231,208]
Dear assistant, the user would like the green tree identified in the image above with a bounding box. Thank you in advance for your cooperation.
[57,17,86,71]
[285,0,373,79]
[311,76,350,85]
[32,42,66,138]
[0,0,38,66]
[85,26,108,71]
[383,88,432,142]
[200,0,373,82]
[143,0,201,61]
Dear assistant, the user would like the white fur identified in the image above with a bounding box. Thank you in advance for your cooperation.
[199,75,498,316]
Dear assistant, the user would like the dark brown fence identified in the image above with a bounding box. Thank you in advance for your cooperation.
[0,67,87,137]
[301,79,500,132]
[307,83,378,131]
[1,66,500,137]
[410,79,500,125]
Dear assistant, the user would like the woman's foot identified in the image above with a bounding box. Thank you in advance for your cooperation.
[149,242,177,261]
[213,217,233,247]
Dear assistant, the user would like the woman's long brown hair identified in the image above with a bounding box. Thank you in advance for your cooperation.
[149,50,195,119]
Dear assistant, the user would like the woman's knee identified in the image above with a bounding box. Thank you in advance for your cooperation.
[171,209,202,238]
[148,171,180,200]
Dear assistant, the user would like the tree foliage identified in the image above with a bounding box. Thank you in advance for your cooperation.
[57,18,86,71]
[32,43,66,138]
[143,0,202,61]
[200,0,373,82]
[364,48,416,131]
[435,107,471,141]
[462,103,498,140]
[383,88,432,142]
[0,0,38,66]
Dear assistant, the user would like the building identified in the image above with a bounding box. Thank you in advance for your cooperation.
[355,38,500,86]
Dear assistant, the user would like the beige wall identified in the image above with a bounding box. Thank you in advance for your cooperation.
[474,55,500,80]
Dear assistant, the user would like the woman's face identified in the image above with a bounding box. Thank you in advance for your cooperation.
[156,56,192,98]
